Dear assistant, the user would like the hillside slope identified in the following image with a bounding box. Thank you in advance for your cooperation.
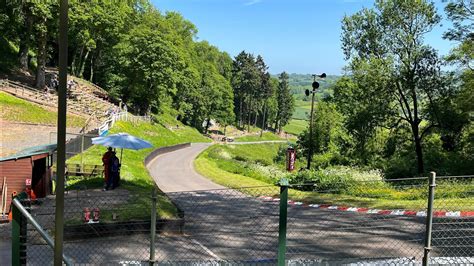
[67,115,211,217]
[0,91,86,127]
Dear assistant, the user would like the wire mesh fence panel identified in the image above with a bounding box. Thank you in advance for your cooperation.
[50,132,98,161]
[155,186,280,264]
[284,179,427,264]
[431,175,474,265]
[23,187,153,265]
[0,222,11,265]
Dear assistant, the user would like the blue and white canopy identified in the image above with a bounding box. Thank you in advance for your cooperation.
[92,133,153,150]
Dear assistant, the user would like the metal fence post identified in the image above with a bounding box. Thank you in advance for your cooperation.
[278,178,289,266]
[80,133,85,172]
[422,172,436,266]
[11,201,21,266]
[149,187,157,265]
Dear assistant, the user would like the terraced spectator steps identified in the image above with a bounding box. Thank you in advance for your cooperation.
[0,78,118,124]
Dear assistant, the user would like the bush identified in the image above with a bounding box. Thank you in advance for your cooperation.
[286,166,385,193]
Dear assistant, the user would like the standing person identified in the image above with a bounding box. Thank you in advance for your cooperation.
[109,152,120,189]
[102,147,114,191]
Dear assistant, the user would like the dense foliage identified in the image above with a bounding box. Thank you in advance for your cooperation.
[297,0,473,178]
[0,0,294,132]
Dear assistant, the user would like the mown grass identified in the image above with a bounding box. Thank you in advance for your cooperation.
[195,144,474,211]
[0,91,86,127]
[234,132,285,142]
[292,100,311,120]
[200,144,287,184]
[283,119,307,136]
[67,117,211,219]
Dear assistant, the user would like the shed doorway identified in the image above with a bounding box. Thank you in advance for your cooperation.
[32,157,48,198]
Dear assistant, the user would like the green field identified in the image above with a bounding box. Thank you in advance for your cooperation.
[282,99,310,136]
[292,100,311,120]
[0,91,86,127]
[68,115,211,218]
[234,132,285,142]
[283,119,307,136]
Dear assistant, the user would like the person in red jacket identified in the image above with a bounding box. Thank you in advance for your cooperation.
[102,147,114,191]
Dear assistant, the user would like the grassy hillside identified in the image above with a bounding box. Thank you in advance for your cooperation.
[195,143,286,187]
[195,143,473,211]
[234,132,285,142]
[288,73,339,101]
[283,119,307,136]
[292,100,311,120]
[0,91,86,127]
[68,115,211,218]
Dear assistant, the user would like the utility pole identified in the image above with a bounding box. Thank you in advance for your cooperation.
[305,73,326,169]
[54,0,68,265]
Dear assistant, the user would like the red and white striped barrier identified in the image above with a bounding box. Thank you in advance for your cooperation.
[257,196,474,218]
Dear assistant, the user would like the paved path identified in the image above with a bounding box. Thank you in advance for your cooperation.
[149,143,223,192]
[146,143,448,263]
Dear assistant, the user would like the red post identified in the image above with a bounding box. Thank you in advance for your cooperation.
[286,148,296,172]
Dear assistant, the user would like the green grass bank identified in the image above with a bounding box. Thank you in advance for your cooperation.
[195,143,474,211]
[68,115,211,219]
[0,91,86,127]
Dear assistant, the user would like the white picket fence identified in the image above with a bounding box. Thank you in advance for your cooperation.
[98,112,151,136]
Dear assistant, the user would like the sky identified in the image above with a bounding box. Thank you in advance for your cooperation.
[151,0,455,75]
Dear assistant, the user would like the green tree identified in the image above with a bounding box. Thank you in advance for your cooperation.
[297,102,350,167]
[275,72,294,132]
[231,51,261,129]
[342,0,445,174]
[443,0,473,70]
[113,10,185,114]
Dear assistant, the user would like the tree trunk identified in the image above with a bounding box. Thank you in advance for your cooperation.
[35,29,47,89]
[19,43,29,71]
[238,96,243,128]
[79,49,90,78]
[75,45,84,76]
[19,4,32,71]
[412,125,424,174]
[71,51,77,75]
[260,102,266,137]
[89,55,94,82]
[204,118,211,134]
[247,98,252,132]
[254,112,258,127]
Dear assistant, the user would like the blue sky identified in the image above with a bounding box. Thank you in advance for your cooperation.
[151,0,455,75]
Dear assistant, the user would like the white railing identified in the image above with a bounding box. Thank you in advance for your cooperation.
[98,111,151,136]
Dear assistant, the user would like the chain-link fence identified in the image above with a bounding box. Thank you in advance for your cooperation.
[285,180,427,264]
[8,174,474,265]
[16,188,152,265]
[431,175,474,265]
[49,132,98,160]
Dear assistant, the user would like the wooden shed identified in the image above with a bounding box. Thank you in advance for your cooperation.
[0,144,56,219]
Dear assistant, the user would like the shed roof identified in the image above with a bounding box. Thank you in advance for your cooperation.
[0,144,57,162]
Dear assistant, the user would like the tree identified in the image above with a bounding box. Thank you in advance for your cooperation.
[297,102,349,167]
[113,12,185,114]
[443,0,473,70]
[30,2,57,89]
[341,0,445,174]
[231,51,261,129]
[275,72,294,133]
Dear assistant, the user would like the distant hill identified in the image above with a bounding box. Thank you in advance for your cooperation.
[286,73,340,101]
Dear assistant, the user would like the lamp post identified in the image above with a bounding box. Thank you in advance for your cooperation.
[305,73,326,169]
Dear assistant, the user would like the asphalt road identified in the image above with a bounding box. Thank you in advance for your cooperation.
[6,142,471,265]
[146,143,472,263]
[149,143,223,192]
